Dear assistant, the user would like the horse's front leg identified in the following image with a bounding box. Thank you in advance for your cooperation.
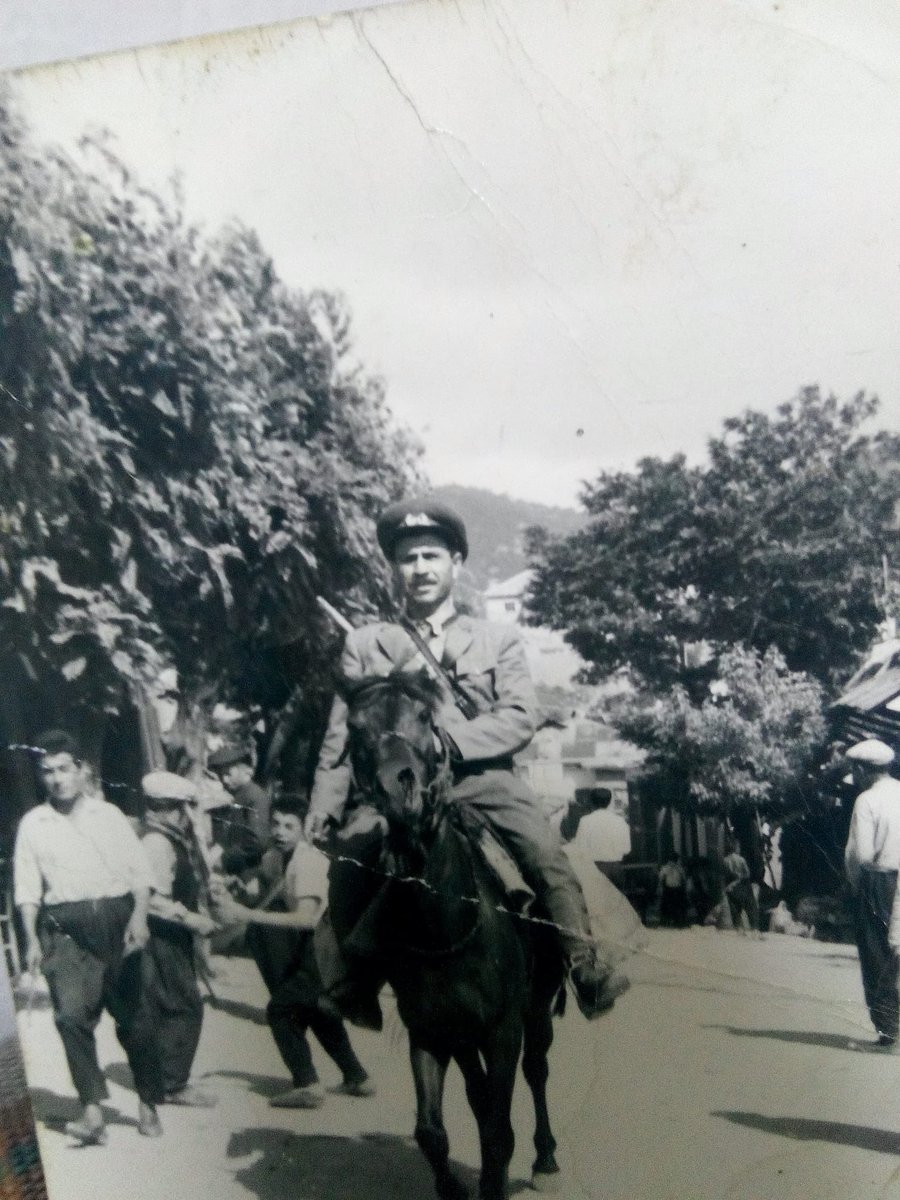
[411,1041,469,1200]
[522,1000,561,1191]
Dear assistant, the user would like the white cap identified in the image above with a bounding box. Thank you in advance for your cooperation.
[845,739,895,767]
[141,770,197,806]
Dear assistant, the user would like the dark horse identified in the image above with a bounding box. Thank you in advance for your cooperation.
[327,672,565,1200]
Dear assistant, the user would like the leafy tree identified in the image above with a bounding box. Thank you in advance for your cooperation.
[527,389,900,690]
[613,646,827,874]
[0,88,421,776]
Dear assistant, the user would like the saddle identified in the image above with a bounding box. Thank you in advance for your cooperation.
[450,804,536,915]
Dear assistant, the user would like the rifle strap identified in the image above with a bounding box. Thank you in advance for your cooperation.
[399,619,478,720]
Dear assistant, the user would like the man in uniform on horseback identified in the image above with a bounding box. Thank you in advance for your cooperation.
[306,498,629,1023]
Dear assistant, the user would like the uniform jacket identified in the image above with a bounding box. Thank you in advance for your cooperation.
[309,615,540,823]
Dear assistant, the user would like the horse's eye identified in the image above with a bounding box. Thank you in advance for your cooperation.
[417,710,430,725]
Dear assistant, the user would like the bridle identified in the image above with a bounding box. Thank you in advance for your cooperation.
[350,725,453,832]
[344,681,482,958]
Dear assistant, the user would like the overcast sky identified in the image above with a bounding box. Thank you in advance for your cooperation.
[6,0,900,506]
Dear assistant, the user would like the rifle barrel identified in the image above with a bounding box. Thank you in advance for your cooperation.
[316,595,355,634]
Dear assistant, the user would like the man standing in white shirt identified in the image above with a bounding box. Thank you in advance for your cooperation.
[14,729,165,1143]
[844,737,900,1051]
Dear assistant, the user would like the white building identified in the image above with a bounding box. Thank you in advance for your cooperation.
[483,571,643,863]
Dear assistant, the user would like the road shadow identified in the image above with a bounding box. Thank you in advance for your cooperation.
[207,1069,291,1098]
[28,1086,139,1135]
[227,1127,481,1200]
[207,996,269,1025]
[714,1110,900,1155]
[703,1025,858,1051]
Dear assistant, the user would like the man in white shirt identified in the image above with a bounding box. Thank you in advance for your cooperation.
[14,729,165,1143]
[844,737,900,1051]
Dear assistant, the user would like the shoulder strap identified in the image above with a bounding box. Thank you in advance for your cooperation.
[399,619,479,720]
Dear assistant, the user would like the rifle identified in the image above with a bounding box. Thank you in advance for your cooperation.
[315,595,479,720]
[315,595,354,635]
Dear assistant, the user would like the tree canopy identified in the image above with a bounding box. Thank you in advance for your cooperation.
[0,89,421,752]
[527,388,900,690]
[613,646,827,820]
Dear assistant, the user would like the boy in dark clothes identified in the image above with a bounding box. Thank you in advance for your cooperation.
[213,794,374,1108]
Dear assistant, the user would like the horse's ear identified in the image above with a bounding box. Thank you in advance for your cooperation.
[340,674,390,706]
[390,666,443,705]
[337,675,366,703]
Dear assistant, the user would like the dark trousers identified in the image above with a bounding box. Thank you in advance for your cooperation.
[660,885,688,927]
[40,897,164,1106]
[726,881,760,931]
[855,866,900,1041]
[247,924,366,1089]
[142,927,203,1094]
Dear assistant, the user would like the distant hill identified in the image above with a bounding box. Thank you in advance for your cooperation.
[429,485,585,588]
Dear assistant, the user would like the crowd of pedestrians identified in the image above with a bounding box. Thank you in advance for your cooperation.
[11,726,374,1145]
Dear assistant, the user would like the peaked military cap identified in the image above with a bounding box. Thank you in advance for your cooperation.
[846,738,895,767]
[376,498,468,561]
[142,770,197,807]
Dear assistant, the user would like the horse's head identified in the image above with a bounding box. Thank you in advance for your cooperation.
[342,671,449,835]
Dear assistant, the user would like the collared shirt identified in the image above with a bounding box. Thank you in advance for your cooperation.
[14,795,154,907]
[845,774,900,889]
[411,597,457,663]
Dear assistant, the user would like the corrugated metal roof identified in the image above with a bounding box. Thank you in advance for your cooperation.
[832,666,900,713]
[840,712,900,749]
[842,637,900,691]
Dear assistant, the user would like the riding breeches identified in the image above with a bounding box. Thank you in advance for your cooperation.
[450,769,594,959]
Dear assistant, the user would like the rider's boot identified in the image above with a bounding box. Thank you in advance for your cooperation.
[315,911,385,1031]
[319,968,385,1032]
[537,857,631,1019]
[568,951,631,1020]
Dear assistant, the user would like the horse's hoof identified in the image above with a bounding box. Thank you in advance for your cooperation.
[530,1168,562,1193]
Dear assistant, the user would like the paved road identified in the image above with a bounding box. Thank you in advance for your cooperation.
[16,928,900,1200]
